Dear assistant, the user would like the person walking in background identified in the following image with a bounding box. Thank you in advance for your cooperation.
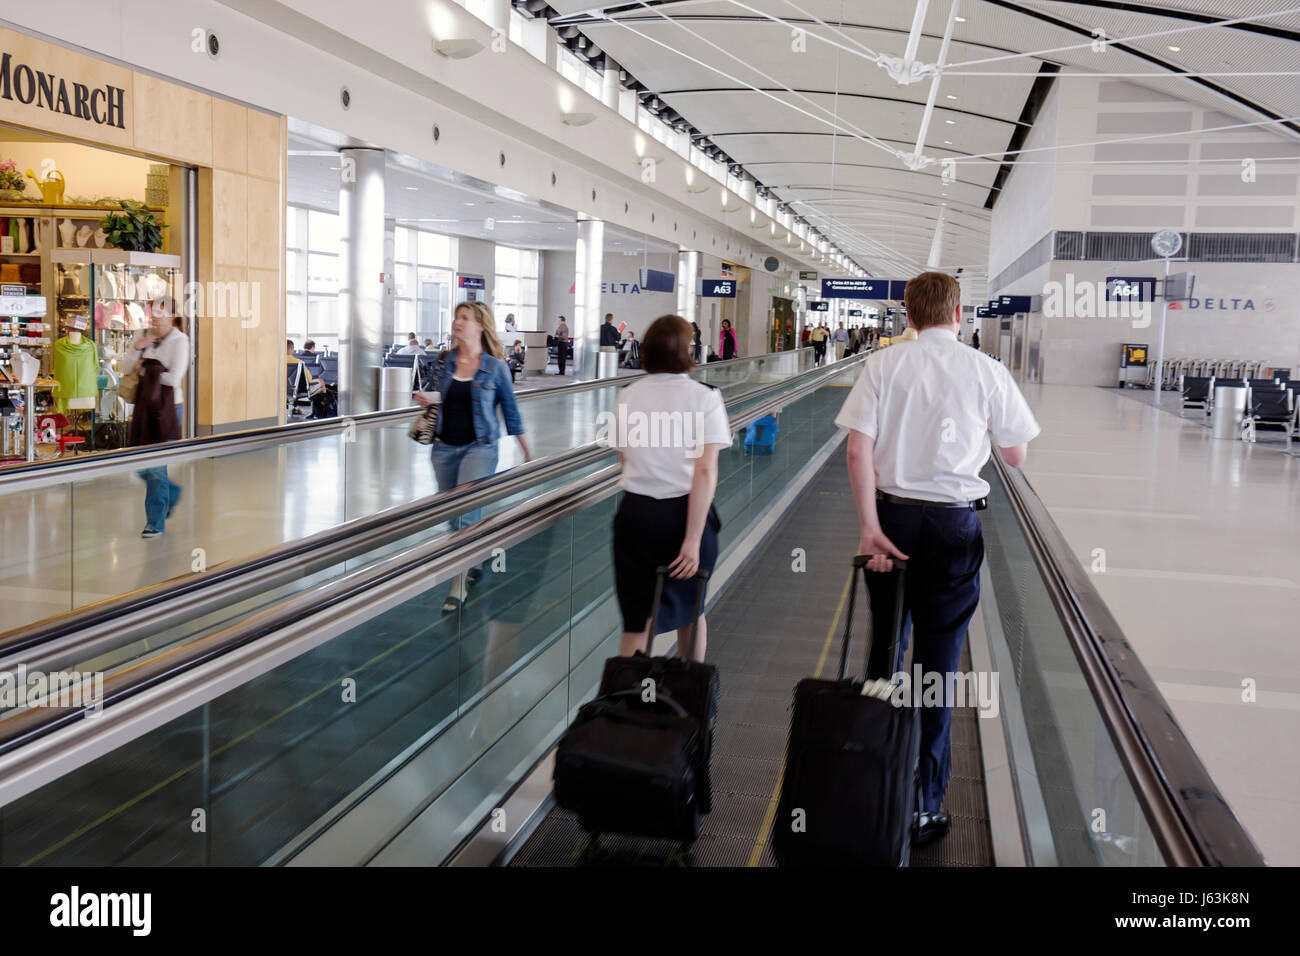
[832,321,849,360]
[971,329,981,351]
[609,314,731,662]
[600,313,621,348]
[835,271,1039,847]
[719,318,737,360]
[809,322,829,365]
[691,321,703,363]
[130,299,188,538]
[554,315,570,375]
[414,301,532,613]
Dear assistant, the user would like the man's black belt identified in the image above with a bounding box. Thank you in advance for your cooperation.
[877,490,987,511]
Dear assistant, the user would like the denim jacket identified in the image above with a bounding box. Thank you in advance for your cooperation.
[431,348,525,445]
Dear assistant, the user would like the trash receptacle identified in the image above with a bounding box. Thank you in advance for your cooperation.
[375,366,415,411]
[596,346,619,379]
[1210,384,1247,440]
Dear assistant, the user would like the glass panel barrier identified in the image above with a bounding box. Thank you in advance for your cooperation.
[979,462,1166,866]
[0,370,851,865]
[0,351,819,632]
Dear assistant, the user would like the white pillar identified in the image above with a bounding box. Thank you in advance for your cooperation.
[601,65,620,110]
[676,249,699,326]
[339,147,386,414]
[486,0,511,34]
[574,218,605,379]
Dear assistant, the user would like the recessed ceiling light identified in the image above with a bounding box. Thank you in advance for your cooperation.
[1167,45,1180,52]
[944,140,953,145]
[405,186,418,191]
[946,94,956,100]
[955,16,966,21]
[945,119,955,124]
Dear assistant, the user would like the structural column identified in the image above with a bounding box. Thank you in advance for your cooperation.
[676,248,700,327]
[574,217,605,380]
[486,0,511,34]
[601,60,620,110]
[339,147,386,415]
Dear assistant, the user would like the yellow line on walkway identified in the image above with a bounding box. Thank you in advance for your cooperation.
[746,567,853,867]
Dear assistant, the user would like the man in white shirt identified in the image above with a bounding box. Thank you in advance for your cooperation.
[397,333,425,356]
[835,270,1040,847]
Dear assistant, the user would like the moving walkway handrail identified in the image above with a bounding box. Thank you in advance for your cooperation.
[989,452,1265,867]
[0,353,863,674]
[0,349,808,489]
[0,354,855,802]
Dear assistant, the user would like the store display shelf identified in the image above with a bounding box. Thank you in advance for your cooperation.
[50,249,180,268]
[0,252,41,258]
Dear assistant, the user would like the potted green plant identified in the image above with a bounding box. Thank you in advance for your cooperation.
[100,200,166,253]
[0,160,28,202]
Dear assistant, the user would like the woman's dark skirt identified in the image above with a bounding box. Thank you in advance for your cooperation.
[613,491,721,635]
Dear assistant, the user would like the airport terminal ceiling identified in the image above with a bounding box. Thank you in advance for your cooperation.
[545,0,1300,293]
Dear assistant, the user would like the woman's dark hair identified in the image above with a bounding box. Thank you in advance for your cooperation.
[642,314,695,374]
[721,319,732,329]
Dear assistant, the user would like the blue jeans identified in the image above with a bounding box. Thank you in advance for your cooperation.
[139,466,182,533]
[430,440,499,527]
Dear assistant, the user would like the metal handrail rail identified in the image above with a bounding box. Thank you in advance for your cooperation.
[0,353,858,778]
[0,354,862,671]
[0,349,809,487]
[989,451,1265,866]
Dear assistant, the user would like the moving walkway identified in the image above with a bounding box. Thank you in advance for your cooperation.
[0,354,1262,867]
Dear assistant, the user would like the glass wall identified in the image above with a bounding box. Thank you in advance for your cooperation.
[493,245,540,331]
[287,206,459,351]
[286,206,342,353]
[394,227,457,347]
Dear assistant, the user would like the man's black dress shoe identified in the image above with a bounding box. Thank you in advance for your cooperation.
[913,809,952,846]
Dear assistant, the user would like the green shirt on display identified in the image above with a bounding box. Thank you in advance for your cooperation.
[53,336,99,415]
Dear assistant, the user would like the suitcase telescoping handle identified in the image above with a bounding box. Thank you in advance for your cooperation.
[649,566,710,658]
[837,556,908,682]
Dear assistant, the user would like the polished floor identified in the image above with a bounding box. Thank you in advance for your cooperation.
[1020,384,1300,866]
[0,353,807,631]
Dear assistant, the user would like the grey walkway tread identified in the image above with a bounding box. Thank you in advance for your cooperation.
[510,444,993,867]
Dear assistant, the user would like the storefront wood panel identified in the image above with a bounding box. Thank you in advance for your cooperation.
[1,27,286,433]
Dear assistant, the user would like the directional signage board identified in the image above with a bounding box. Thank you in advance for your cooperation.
[888,280,909,300]
[799,270,818,282]
[823,277,891,298]
[848,309,863,317]
[998,294,1033,314]
[700,278,736,298]
[975,306,991,318]
[1105,276,1156,303]
[808,300,830,312]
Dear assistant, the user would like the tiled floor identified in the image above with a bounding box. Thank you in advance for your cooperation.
[1019,383,1300,865]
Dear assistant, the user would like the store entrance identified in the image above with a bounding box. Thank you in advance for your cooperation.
[0,124,187,466]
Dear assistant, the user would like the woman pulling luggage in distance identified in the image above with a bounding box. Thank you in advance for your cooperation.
[608,315,733,662]
[414,301,532,613]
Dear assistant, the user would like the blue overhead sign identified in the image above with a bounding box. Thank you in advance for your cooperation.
[823,277,884,298]
[1105,276,1156,303]
[700,278,736,298]
[808,300,830,312]
[888,280,909,300]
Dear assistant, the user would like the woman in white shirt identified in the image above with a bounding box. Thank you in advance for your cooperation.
[607,315,732,662]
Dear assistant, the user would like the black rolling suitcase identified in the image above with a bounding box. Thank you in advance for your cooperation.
[553,569,717,841]
[773,556,921,867]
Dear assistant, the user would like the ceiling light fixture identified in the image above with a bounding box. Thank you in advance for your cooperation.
[562,111,597,126]
[945,119,955,124]
[433,37,485,59]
